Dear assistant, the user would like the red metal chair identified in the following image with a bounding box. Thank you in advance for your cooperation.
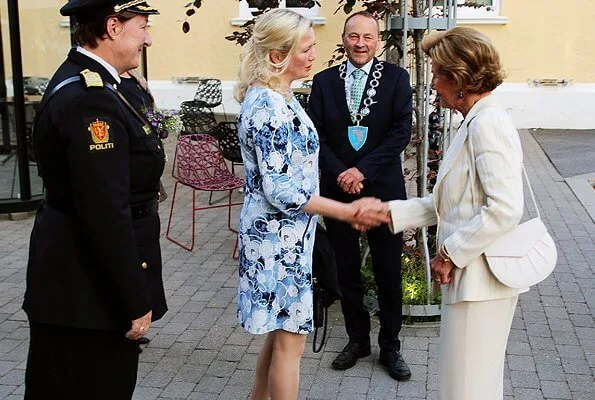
[166,134,244,257]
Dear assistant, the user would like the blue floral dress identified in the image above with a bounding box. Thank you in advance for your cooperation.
[237,86,319,335]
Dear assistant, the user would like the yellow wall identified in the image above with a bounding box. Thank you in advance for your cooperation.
[3,1,594,83]
[470,0,595,83]
[148,0,352,81]
[1,1,70,79]
[148,0,595,83]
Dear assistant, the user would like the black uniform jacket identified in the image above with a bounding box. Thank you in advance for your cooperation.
[308,59,412,202]
[23,49,167,331]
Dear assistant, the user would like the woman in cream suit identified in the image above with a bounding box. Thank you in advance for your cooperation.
[386,27,526,400]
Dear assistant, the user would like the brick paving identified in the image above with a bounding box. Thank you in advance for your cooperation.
[0,129,593,399]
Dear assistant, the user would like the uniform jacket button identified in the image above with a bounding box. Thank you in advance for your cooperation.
[141,262,148,269]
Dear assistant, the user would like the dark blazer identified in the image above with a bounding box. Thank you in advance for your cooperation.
[23,49,167,331]
[308,59,412,201]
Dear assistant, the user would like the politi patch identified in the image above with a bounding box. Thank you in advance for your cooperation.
[88,119,115,152]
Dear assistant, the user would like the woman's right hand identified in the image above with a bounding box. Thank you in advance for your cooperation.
[347,198,390,229]
[126,310,152,340]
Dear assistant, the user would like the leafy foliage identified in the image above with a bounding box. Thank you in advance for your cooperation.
[361,241,440,307]
[181,1,204,32]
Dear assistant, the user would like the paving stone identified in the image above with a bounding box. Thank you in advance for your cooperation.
[0,384,16,398]
[535,362,565,382]
[396,380,427,398]
[552,331,580,346]
[560,358,591,375]
[172,364,207,384]
[510,370,540,389]
[549,318,578,333]
[565,373,595,397]
[205,360,238,378]
[544,306,570,320]
[339,376,370,395]
[217,345,246,362]
[512,387,544,400]
[160,381,196,399]
[0,130,592,399]
[216,384,251,400]
[569,313,595,328]
[507,341,532,355]
[541,380,572,399]
[529,336,556,350]
[508,355,537,372]
[142,369,176,388]
[194,376,229,394]
[556,345,587,359]
[0,369,24,386]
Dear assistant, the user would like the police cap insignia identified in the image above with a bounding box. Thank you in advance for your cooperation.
[80,69,103,88]
[61,0,159,17]
[114,1,159,14]
[88,119,115,152]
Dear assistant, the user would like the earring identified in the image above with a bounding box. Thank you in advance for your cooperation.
[457,92,464,99]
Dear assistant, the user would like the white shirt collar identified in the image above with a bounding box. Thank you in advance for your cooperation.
[346,58,375,77]
[76,46,121,83]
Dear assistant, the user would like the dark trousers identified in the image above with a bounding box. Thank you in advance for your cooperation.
[25,322,140,400]
[324,218,403,351]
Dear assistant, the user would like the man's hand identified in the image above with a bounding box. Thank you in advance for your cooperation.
[126,310,152,340]
[338,167,365,195]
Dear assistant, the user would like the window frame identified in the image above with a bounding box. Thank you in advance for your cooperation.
[232,0,325,26]
[456,0,508,25]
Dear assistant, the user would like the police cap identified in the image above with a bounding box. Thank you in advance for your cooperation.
[60,0,159,17]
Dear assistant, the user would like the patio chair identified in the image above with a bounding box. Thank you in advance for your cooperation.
[179,78,222,133]
[174,105,218,179]
[207,121,244,205]
[212,121,243,170]
[179,104,218,135]
[166,134,245,257]
[190,78,223,108]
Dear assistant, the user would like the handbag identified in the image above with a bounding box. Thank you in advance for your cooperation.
[484,165,557,289]
[312,223,341,353]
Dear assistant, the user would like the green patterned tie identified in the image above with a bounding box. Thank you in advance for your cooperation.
[349,69,366,121]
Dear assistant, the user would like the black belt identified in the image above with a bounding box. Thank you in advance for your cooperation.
[130,197,159,221]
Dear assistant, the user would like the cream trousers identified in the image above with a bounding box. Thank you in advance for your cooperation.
[438,295,518,400]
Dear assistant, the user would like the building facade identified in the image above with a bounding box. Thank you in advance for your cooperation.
[2,0,594,128]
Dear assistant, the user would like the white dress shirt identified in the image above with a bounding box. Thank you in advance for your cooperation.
[344,59,374,104]
[76,46,121,83]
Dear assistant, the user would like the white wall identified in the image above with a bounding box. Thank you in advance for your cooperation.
[493,83,595,129]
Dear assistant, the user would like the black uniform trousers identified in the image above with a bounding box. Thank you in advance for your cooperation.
[324,218,403,352]
[24,209,164,400]
[25,322,139,400]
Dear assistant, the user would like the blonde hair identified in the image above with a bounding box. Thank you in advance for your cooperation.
[234,9,313,103]
[422,26,505,93]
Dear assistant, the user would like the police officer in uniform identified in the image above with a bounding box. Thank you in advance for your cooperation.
[23,1,166,398]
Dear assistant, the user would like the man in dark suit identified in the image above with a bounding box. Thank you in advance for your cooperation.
[308,11,412,380]
[23,1,166,398]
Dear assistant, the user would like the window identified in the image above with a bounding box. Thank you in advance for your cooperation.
[457,0,507,24]
[233,0,325,26]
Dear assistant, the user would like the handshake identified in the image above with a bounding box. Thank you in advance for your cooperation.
[344,197,391,231]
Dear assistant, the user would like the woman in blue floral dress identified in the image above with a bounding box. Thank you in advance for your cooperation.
[233,9,391,400]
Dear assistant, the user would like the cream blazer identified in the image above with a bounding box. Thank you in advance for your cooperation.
[389,95,525,304]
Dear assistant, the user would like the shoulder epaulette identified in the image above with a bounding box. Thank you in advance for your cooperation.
[80,69,103,88]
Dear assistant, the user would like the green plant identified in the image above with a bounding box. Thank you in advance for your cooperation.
[361,244,441,306]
